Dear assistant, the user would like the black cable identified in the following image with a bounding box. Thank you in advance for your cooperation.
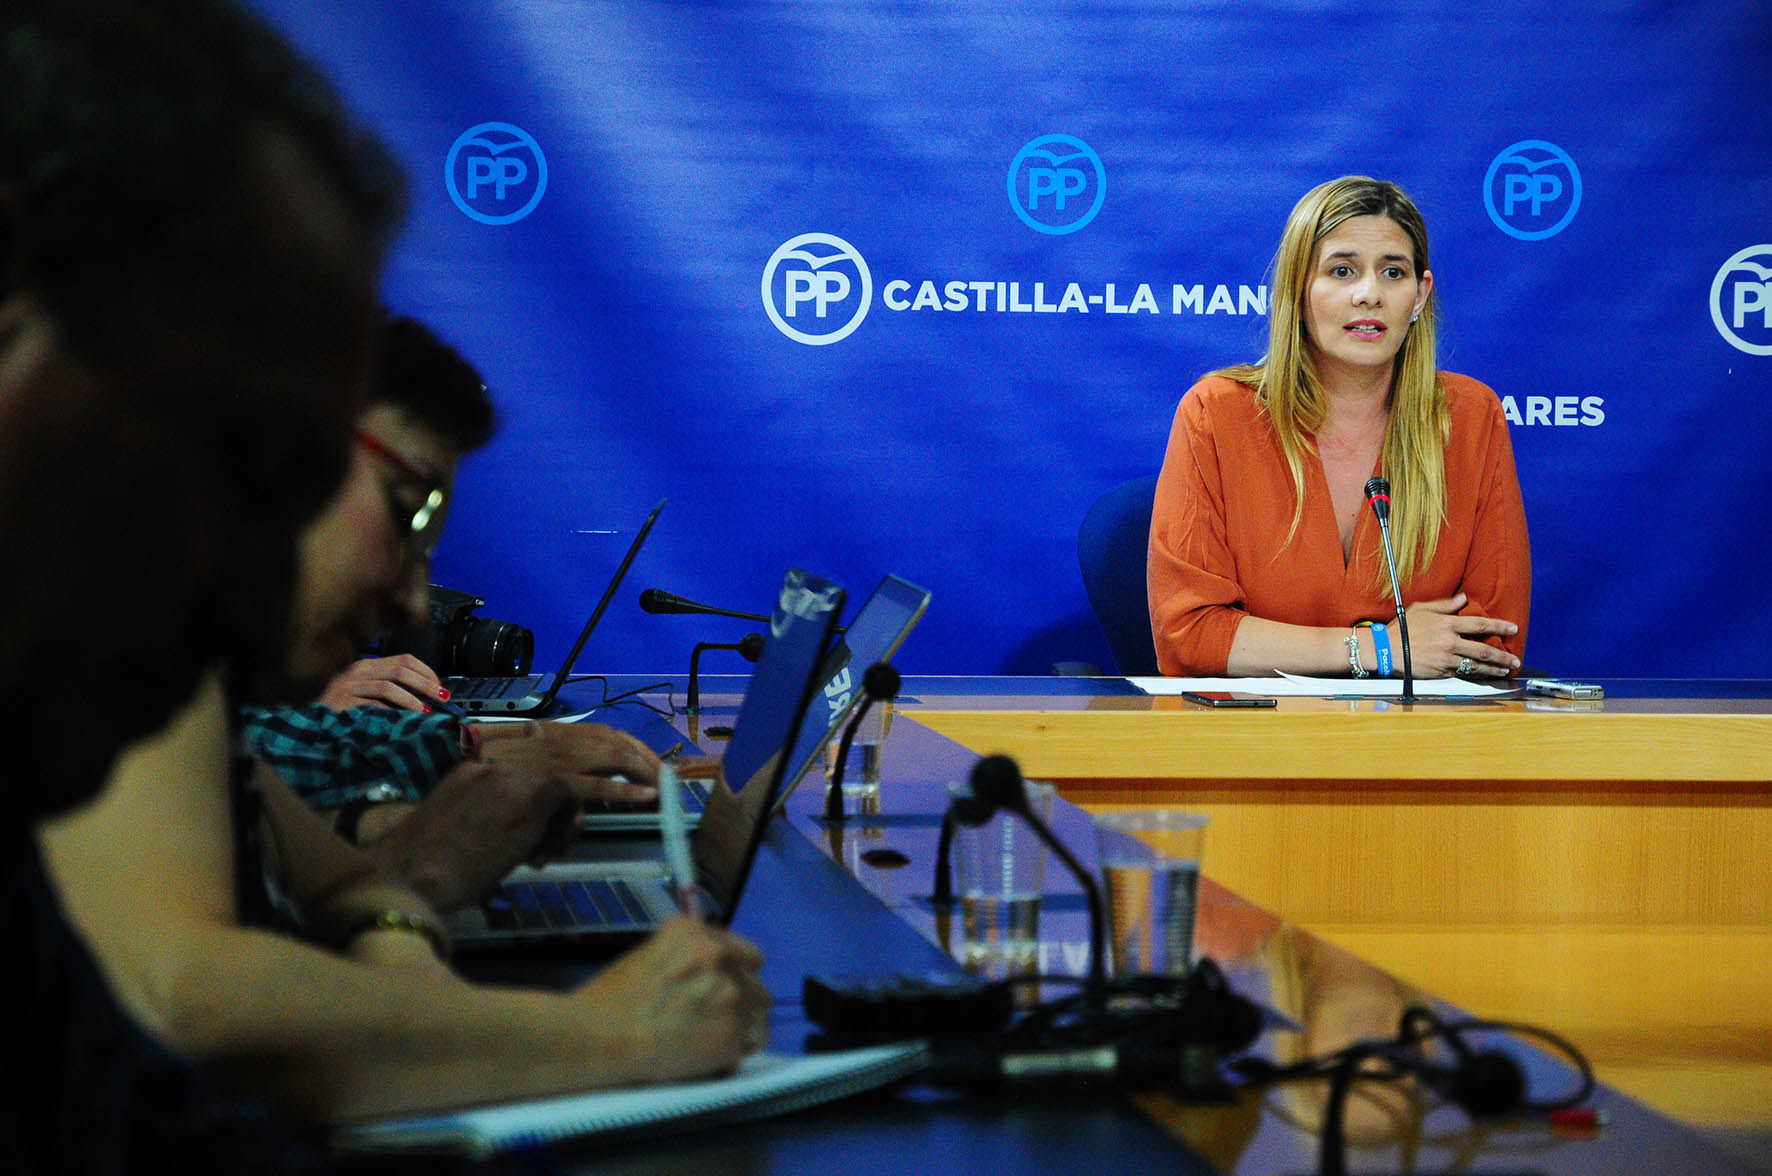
[1395,1006,1595,1113]
[1228,1003,1596,1176]
[597,679,677,714]
[560,674,680,718]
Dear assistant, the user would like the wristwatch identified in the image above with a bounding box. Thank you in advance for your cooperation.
[333,781,407,844]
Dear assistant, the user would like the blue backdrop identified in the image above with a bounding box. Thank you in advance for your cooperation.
[252,1,1772,679]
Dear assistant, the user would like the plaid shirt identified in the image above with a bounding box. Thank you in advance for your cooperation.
[237,704,468,810]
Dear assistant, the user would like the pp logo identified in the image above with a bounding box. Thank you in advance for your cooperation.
[1711,245,1772,356]
[445,123,548,225]
[1484,140,1581,241]
[761,233,873,345]
[1007,134,1106,236]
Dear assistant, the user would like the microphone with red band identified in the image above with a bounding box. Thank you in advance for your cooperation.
[1363,477,1415,704]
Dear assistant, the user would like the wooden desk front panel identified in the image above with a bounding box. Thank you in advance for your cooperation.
[908,700,1772,926]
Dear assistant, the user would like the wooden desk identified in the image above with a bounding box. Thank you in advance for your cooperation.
[564,679,1764,1172]
[901,680,1772,1166]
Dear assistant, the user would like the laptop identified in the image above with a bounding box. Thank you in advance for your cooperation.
[580,573,932,831]
[448,500,664,715]
[447,567,845,950]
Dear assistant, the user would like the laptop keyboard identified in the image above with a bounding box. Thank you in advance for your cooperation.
[482,878,650,930]
[451,675,538,699]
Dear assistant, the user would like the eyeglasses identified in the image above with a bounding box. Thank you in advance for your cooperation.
[352,429,448,566]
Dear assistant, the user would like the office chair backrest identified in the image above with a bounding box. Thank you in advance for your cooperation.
[1076,474,1161,677]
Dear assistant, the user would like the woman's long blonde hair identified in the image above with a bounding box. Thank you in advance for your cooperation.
[1216,175,1449,597]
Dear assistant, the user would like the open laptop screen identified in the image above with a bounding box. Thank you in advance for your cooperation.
[694,568,844,920]
[768,574,932,813]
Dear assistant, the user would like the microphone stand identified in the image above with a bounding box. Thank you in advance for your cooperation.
[823,663,901,822]
[1017,812,1107,989]
[685,634,763,714]
[1376,533,1415,705]
[1365,478,1415,704]
[935,756,1108,989]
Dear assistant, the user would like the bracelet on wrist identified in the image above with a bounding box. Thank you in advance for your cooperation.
[458,720,484,761]
[1345,630,1369,678]
[332,781,406,844]
[1357,620,1392,677]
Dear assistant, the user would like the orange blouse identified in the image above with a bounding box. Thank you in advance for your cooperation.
[1147,373,1531,675]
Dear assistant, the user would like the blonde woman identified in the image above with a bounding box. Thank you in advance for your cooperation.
[1148,176,1529,679]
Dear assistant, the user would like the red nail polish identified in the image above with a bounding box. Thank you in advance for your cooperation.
[437,687,452,700]
[422,705,433,714]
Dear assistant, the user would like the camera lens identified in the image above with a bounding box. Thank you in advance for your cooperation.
[452,617,534,678]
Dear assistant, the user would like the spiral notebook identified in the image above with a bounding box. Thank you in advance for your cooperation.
[333,1041,928,1156]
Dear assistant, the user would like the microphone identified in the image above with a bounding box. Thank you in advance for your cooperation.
[685,632,765,714]
[934,755,1107,988]
[639,587,771,625]
[1363,477,1416,704]
[824,662,901,821]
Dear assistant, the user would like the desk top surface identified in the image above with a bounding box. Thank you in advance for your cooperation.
[546,683,1764,1174]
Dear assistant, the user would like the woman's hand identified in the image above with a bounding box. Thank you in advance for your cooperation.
[318,654,447,713]
[1404,593,1521,678]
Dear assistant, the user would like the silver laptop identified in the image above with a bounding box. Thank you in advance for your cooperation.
[579,573,931,831]
[447,568,845,950]
[447,500,663,715]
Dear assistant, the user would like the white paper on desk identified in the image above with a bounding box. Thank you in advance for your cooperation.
[1127,674,1511,698]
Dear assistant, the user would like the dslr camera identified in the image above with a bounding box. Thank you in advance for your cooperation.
[382,585,533,678]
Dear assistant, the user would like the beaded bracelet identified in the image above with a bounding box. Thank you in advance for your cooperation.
[1345,631,1369,678]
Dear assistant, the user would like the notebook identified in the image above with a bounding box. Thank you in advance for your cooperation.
[579,573,931,832]
[448,499,664,715]
[334,1040,928,1155]
[447,568,845,950]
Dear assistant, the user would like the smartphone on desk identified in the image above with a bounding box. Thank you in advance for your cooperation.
[1181,691,1277,708]
[1524,679,1604,700]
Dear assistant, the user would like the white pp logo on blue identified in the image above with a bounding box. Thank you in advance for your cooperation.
[445,123,548,225]
[1711,245,1772,356]
[1484,140,1581,241]
[761,233,873,345]
[1007,134,1106,236]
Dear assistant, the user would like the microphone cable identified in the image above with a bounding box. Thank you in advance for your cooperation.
[1228,1003,1595,1176]
[561,674,681,718]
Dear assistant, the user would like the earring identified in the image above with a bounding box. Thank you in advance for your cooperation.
[1410,313,1420,323]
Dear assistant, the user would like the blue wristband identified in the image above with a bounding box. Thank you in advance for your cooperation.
[1361,621,1393,677]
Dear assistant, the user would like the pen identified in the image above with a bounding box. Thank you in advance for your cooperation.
[657,763,703,920]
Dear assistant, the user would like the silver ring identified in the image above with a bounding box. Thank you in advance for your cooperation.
[1457,657,1475,676]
